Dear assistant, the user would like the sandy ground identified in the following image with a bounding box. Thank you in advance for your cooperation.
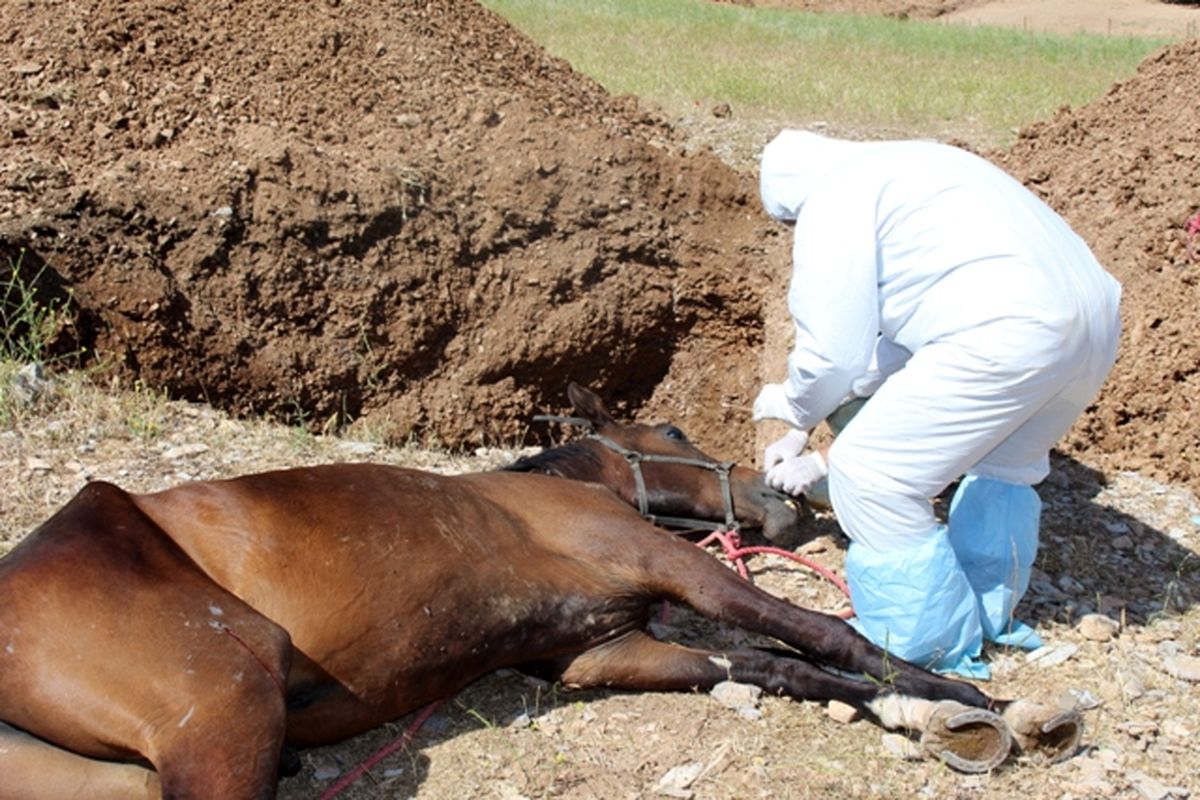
[945,0,1200,38]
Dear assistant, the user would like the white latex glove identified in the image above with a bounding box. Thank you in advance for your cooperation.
[752,382,803,427]
[766,451,828,497]
[762,429,810,471]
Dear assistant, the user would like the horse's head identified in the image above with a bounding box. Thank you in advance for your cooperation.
[507,383,808,547]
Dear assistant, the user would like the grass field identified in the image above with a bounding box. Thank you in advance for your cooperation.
[481,0,1170,150]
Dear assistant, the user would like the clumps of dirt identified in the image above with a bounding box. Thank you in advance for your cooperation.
[993,39,1200,495]
[2,0,1199,495]
[0,0,783,459]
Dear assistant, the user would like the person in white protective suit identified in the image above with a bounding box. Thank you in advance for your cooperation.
[752,130,1122,679]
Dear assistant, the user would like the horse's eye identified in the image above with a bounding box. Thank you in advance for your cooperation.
[663,426,686,441]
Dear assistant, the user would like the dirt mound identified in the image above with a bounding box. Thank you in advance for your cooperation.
[0,0,783,458]
[2,0,1198,493]
[993,39,1200,494]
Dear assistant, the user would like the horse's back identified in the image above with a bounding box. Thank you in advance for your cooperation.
[132,463,651,586]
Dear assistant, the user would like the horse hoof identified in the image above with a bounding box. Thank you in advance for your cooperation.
[1002,701,1084,764]
[919,701,1012,773]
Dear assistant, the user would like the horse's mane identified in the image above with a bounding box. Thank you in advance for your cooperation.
[502,439,603,477]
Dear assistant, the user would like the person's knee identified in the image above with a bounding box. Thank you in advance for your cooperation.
[827,453,934,551]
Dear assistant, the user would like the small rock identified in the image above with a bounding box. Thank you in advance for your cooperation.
[1078,613,1121,641]
[657,762,702,797]
[1120,673,1147,702]
[1026,642,1078,668]
[12,363,50,405]
[1127,770,1182,800]
[1161,718,1192,740]
[1067,779,1117,797]
[711,102,731,118]
[25,456,52,472]
[1057,574,1085,594]
[338,440,377,456]
[710,680,761,712]
[162,443,209,460]
[311,759,341,781]
[826,700,859,724]
[494,781,530,800]
[880,733,922,760]
[1118,720,1160,740]
[1075,755,1109,783]
[1060,687,1102,711]
[1161,653,1200,682]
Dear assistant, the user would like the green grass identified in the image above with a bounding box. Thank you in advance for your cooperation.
[1,251,73,366]
[481,0,1171,149]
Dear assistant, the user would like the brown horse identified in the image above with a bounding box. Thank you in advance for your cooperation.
[0,384,1079,799]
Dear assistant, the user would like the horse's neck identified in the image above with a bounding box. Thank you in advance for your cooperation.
[505,441,632,497]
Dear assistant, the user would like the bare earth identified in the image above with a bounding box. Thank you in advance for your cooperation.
[1,1,1198,799]
[945,0,1200,38]
[738,0,1200,37]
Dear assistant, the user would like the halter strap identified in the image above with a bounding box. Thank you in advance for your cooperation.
[534,415,739,532]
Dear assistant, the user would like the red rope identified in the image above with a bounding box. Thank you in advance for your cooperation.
[318,700,443,800]
[693,528,854,619]
[1187,210,1200,262]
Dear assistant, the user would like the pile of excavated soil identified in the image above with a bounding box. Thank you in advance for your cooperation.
[994,40,1200,494]
[0,0,783,461]
[1,0,1197,494]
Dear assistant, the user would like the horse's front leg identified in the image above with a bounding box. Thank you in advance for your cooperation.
[539,630,1011,773]
[631,533,1083,763]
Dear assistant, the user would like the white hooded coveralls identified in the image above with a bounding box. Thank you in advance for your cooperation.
[757,131,1121,676]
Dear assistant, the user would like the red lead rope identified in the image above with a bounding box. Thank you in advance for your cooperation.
[1187,210,1200,262]
[318,700,443,800]
[693,528,855,619]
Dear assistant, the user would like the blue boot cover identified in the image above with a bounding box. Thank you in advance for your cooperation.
[948,475,1043,650]
[846,528,989,680]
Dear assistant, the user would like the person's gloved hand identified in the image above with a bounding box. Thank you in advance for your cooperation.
[765,451,828,497]
[752,382,802,427]
[763,429,809,470]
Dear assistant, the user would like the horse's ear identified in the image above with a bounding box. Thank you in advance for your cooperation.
[567,382,616,427]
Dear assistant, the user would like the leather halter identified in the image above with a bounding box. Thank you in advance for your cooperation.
[534,415,739,532]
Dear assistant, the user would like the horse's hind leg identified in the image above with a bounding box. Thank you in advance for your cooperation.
[0,722,160,800]
[547,631,1010,773]
[0,483,293,800]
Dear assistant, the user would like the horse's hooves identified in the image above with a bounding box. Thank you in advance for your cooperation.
[920,701,1012,773]
[1002,701,1084,764]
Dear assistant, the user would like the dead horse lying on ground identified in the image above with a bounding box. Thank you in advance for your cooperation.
[0,384,1080,799]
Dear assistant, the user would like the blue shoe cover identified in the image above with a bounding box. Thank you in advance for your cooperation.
[948,475,1042,647]
[845,527,984,676]
[848,617,991,680]
[989,620,1043,651]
